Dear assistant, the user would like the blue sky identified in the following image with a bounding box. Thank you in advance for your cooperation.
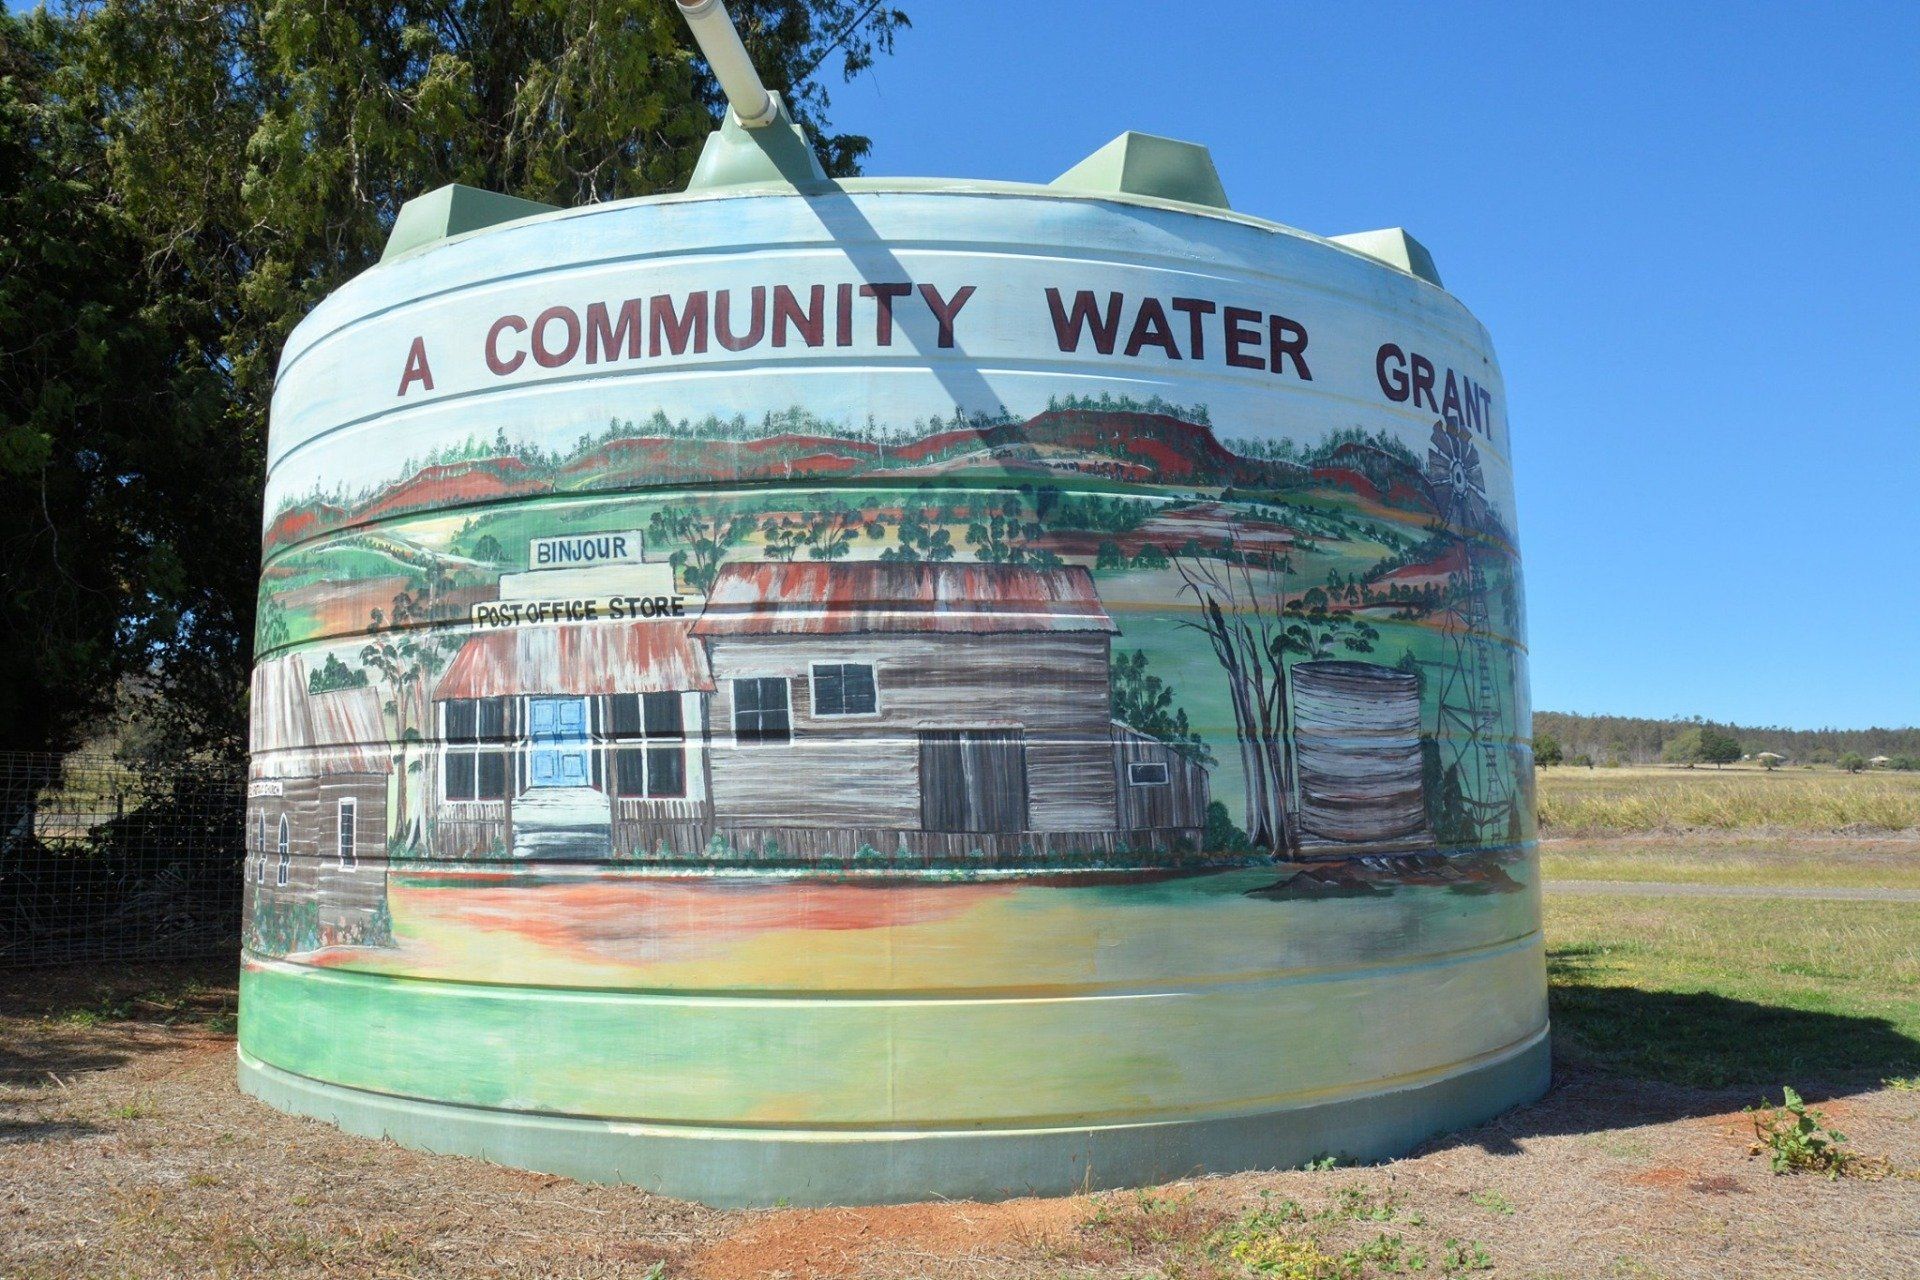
[19,1,1912,727]
[824,1,1920,729]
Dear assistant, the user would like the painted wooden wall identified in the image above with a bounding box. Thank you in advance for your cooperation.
[703,631,1118,834]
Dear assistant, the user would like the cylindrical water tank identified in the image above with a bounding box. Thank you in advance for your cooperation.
[239,129,1546,1206]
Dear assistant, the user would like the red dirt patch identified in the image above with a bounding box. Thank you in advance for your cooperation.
[689,1196,1087,1280]
[1687,1173,1746,1194]
[1627,1165,1747,1195]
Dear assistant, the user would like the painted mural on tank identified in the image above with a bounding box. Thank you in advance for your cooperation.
[244,394,1530,959]
[239,187,1547,1195]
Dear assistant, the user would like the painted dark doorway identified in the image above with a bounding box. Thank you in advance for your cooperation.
[528,697,591,788]
[919,729,1028,833]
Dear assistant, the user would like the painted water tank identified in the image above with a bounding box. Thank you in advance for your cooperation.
[239,96,1547,1206]
[1291,661,1429,850]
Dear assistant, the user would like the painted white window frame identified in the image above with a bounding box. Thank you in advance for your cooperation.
[1127,761,1172,787]
[276,814,291,886]
[337,797,357,868]
[808,661,881,719]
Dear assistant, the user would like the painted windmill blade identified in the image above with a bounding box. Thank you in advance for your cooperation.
[240,0,1545,1208]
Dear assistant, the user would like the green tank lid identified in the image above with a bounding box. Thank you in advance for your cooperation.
[381,184,559,263]
[1050,131,1231,210]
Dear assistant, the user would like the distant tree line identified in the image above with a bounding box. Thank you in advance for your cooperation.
[1533,712,1920,768]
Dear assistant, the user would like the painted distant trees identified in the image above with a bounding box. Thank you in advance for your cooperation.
[1110,650,1214,767]
[964,495,1061,567]
[649,505,749,592]
[759,499,886,563]
[879,509,956,563]
[802,501,883,561]
[308,653,369,694]
[1282,589,1380,661]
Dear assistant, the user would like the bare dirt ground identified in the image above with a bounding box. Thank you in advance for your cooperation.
[3,961,1918,1280]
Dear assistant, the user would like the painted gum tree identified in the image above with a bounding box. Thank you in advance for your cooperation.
[1178,549,1380,855]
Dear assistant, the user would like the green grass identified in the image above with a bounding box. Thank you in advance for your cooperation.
[1546,894,1920,1086]
[1537,766,1920,835]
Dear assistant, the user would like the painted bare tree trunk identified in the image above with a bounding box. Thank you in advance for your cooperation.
[1179,556,1299,856]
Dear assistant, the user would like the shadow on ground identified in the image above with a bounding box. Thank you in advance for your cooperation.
[0,955,237,1086]
[0,1115,101,1144]
[1435,975,1920,1159]
[1546,943,1920,1087]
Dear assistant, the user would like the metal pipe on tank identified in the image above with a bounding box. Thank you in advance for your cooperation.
[676,0,779,128]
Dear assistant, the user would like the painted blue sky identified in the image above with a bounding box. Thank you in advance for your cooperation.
[825,1,1920,729]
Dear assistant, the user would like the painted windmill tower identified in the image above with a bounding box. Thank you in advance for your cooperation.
[1426,419,1521,844]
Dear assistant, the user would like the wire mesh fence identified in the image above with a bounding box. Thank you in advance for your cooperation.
[0,752,244,967]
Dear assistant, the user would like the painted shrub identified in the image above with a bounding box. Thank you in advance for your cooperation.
[240,183,1547,1205]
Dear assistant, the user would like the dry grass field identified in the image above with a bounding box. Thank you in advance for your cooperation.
[3,765,1917,1280]
[1536,764,1920,837]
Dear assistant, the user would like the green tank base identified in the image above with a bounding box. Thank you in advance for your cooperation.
[238,1031,1550,1209]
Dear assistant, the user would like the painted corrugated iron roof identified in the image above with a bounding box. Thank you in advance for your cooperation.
[434,621,714,700]
[690,562,1118,636]
[249,655,392,777]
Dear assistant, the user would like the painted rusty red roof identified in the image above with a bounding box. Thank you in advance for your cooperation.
[249,655,392,777]
[434,621,714,700]
[690,562,1118,636]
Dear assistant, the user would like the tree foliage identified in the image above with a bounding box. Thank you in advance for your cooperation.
[1661,725,1742,769]
[1,0,906,756]
[0,10,229,759]
[1533,711,1920,768]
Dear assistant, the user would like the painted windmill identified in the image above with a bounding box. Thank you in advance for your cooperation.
[1423,420,1514,843]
